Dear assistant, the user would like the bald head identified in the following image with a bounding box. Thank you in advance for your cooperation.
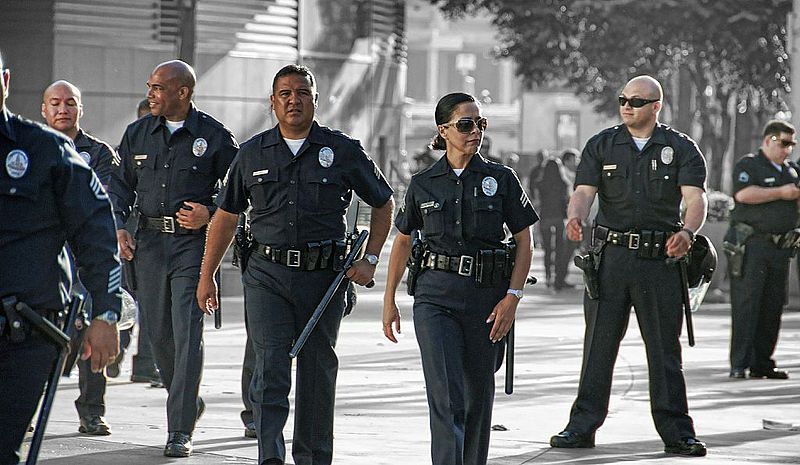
[43,80,82,103]
[153,60,196,93]
[624,75,663,101]
[42,79,83,139]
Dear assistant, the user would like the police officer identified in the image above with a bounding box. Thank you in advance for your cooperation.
[111,60,238,457]
[0,50,120,465]
[727,120,799,380]
[550,76,708,456]
[196,64,394,465]
[41,79,116,436]
[383,92,538,465]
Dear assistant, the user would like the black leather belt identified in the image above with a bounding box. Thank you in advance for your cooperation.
[139,215,205,235]
[594,225,646,250]
[594,224,671,259]
[253,241,347,271]
[421,251,475,276]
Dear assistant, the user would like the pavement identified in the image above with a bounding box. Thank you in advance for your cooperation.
[21,249,800,465]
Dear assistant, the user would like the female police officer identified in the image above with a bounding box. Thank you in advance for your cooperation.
[382,92,538,465]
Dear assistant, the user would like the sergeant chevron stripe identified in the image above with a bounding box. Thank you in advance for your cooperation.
[90,174,108,200]
[108,265,121,294]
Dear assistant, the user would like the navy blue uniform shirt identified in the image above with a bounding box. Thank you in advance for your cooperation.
[0,109,121,316]
[74,128,116,187]
[730,150,800,233]
[112,104,238,225]
[217,121,393,247]
[395,153,539,255]
[575,123,707,231]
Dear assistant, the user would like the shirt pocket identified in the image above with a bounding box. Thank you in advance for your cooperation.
[600,165,628,200]
[472,195,504,240]
[176,153,216,196]
[420,199,446,238]
[648,166,679,202]
[0,179,41,230]
[132,154,157,192]
[246,169,280,213]
[307,172,349,212]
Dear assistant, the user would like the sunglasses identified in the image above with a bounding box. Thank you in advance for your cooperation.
[771,136,797,148]
[441,117,488,134]
[618,96,660,108]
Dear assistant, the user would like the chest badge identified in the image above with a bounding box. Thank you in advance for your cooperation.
[78,151,92,164]
[192,138,208,157]
[482,176,498,196]
[6,149,29,179]
[319,147,334,168]
[660,146,674,165]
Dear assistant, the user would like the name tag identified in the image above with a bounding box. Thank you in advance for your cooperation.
[420,201,435,209]
[603,164,617,170]
[134,154,148,160]
[252,169,270,176]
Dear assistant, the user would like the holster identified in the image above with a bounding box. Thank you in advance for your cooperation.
[332,240,348,271]
[406,233,426,296]
[319,240,334,269]
[306,242,321,271]
[574,242,604,299]
[723,222,754,278]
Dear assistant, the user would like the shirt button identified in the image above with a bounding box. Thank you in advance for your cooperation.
[488,205,493,210]
[9,187,16,194]
[635,190,640,194]
[161,184,166,188]
[454,199,459,204]
[192,166,197,171]
[289,200,295,205]
[164,164,170,168]
[457,241,463,246]
[289,221,294,226]
[456,220,461,225]
[456,180,461,185]
[258,177,263,182]
[160,202,165,207]
[322,178,328,183]
[290,180,296,185]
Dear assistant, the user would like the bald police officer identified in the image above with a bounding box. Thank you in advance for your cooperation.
[550,76,709,456]
[197,64,394,465]
[0,50,121,465]
[41,79,118,436]
[111,60,238,457]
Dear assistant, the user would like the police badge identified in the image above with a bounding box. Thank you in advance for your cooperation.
[192,138,208,157]
[5,149,28,179]
[79,151,92,164]
[482,176,498,196]
[660,146,674,165]
[319,147,334,168]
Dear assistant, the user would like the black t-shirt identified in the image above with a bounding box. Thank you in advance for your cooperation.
[395,153,539,255]
[575,123,706,231]
[730,150,800,233]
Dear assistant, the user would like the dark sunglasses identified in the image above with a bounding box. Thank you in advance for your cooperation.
[618,96,660,108]
[442,117,488,133]
[771,135,797,148]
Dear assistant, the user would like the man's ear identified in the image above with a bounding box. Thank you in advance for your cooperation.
[41,103,46,120]
[313,92,319,107]
[179,86,191,100]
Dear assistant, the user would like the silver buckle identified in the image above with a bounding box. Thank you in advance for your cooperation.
[287,249,301,268]
[628,233,640,250]
[162,216,176,234]
[458,255,474,276]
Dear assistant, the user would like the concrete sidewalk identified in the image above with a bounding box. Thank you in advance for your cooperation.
[23,282,800,464]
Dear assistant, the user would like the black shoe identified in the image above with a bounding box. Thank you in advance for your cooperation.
[729,368,746,379]
[164,432,192,457]
[665,437,707,456]
[244,421,257,439]
[550,430,595,448]
[131,366,159,383]
[263,460,283,465]
[749,368,789,379]
[150,375,165,388]
[78,415,111,436]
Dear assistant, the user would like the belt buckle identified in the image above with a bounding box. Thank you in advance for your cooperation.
[628,233,640,250]
[162,216,176,234]
[458,255,474,276]
[287,249,301,268]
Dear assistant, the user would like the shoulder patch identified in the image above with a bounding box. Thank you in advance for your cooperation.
[738,171,749,183]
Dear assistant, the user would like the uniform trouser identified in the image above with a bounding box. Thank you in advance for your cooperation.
[565,246,695,444]
[412,270,506,465]
[538,217,568,286]
[134,231,205,433]
[241,316,256,426]
[0,333,58,465]
[729,238,791,372]
[75,357,107,417]
[243,254,346,465]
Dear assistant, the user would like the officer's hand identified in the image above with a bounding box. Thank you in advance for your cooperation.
[382,300,401,343]
[346,259,376,287]
[176,202,210,229]
[486,295,518,343]
[566,217,583,242]
[779,183,800,200]
[117,229,136,261]
[82,320,120,373]
[666,230,692,257]
[196,274,219,315]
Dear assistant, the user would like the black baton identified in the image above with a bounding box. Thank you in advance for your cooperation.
[504,322,515,395]
[667,256,695,347]
[214,269,222,329]
[290,230,371,358]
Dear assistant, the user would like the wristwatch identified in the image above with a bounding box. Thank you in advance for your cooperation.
[93,310,119,325]
[364,253,380,266]
[506,288,524,300]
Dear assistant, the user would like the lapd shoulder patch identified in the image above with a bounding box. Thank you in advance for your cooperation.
[6,149,28,179]
[738,171,749,183]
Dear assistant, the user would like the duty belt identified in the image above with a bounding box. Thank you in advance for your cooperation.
[254,240,348,271]
[594,224,671,259]
[421,248,515,287]
[140,215,205,235]
[422,252,475,276]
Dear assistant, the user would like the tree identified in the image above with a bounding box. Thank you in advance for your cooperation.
[430,0,792,191]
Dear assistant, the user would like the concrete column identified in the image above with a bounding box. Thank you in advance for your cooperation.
[791,1,800,118]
